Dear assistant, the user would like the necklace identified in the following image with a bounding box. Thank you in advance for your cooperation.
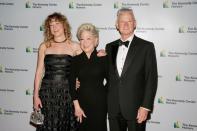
[53,38,67,43]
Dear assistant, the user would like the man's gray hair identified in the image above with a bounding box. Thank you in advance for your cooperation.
[117,8,136,21]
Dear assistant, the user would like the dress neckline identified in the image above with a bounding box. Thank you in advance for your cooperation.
[81,49,97,60]
[45,54,73,57]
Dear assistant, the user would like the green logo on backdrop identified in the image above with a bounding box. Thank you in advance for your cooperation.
[26,47,32,53]
[69,2,75,9]
[26,1,32,8]
[0,65,3,72]
[158,97,165,104]
[40,24,44,31]
[114,2,121,9]
[176,73,181,81]
[26,88,32,95]
[0,108,3,114]
[163,0,171,8]
[174,121,181,128]
[0,24,3,31]
[179,26,187,33]
[160,50,167,57]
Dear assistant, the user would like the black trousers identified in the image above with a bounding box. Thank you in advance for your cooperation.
[108,112,146,131]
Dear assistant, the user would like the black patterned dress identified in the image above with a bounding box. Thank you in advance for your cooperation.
[37,54,78,131]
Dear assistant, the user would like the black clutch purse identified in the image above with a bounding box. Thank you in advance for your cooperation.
[30,109,44,125]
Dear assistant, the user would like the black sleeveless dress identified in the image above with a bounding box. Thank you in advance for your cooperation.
[37,54,78,131]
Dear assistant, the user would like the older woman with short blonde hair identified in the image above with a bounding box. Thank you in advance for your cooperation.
[70,23,108,131]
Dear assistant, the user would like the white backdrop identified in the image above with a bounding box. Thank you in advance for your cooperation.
[0,0,197,131]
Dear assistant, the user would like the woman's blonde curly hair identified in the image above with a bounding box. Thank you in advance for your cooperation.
[43,12,72,47]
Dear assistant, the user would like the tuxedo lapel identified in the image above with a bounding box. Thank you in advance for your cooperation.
[111,40,120,78]
[121,36,138,77]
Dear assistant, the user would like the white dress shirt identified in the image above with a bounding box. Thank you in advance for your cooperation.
[116,35,134,76]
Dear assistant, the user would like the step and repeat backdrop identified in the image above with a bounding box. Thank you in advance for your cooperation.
[0,0,197,131]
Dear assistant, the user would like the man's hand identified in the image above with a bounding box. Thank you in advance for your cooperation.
[97,49,106,57]
[76,78,80,90]
[136,107,149,123]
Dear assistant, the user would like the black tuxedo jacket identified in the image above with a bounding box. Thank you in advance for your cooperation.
[106,35,158,120]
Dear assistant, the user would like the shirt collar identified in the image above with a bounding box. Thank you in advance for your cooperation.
[120,34,134,48]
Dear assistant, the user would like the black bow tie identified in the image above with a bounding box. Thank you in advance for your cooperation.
[119,40,130,47]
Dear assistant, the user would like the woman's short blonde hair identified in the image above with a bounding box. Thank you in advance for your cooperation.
[76,23,99,41]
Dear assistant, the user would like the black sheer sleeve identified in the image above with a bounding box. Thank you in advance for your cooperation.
[69,56,78,101]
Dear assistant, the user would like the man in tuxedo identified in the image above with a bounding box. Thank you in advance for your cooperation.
[105,8,158,131]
